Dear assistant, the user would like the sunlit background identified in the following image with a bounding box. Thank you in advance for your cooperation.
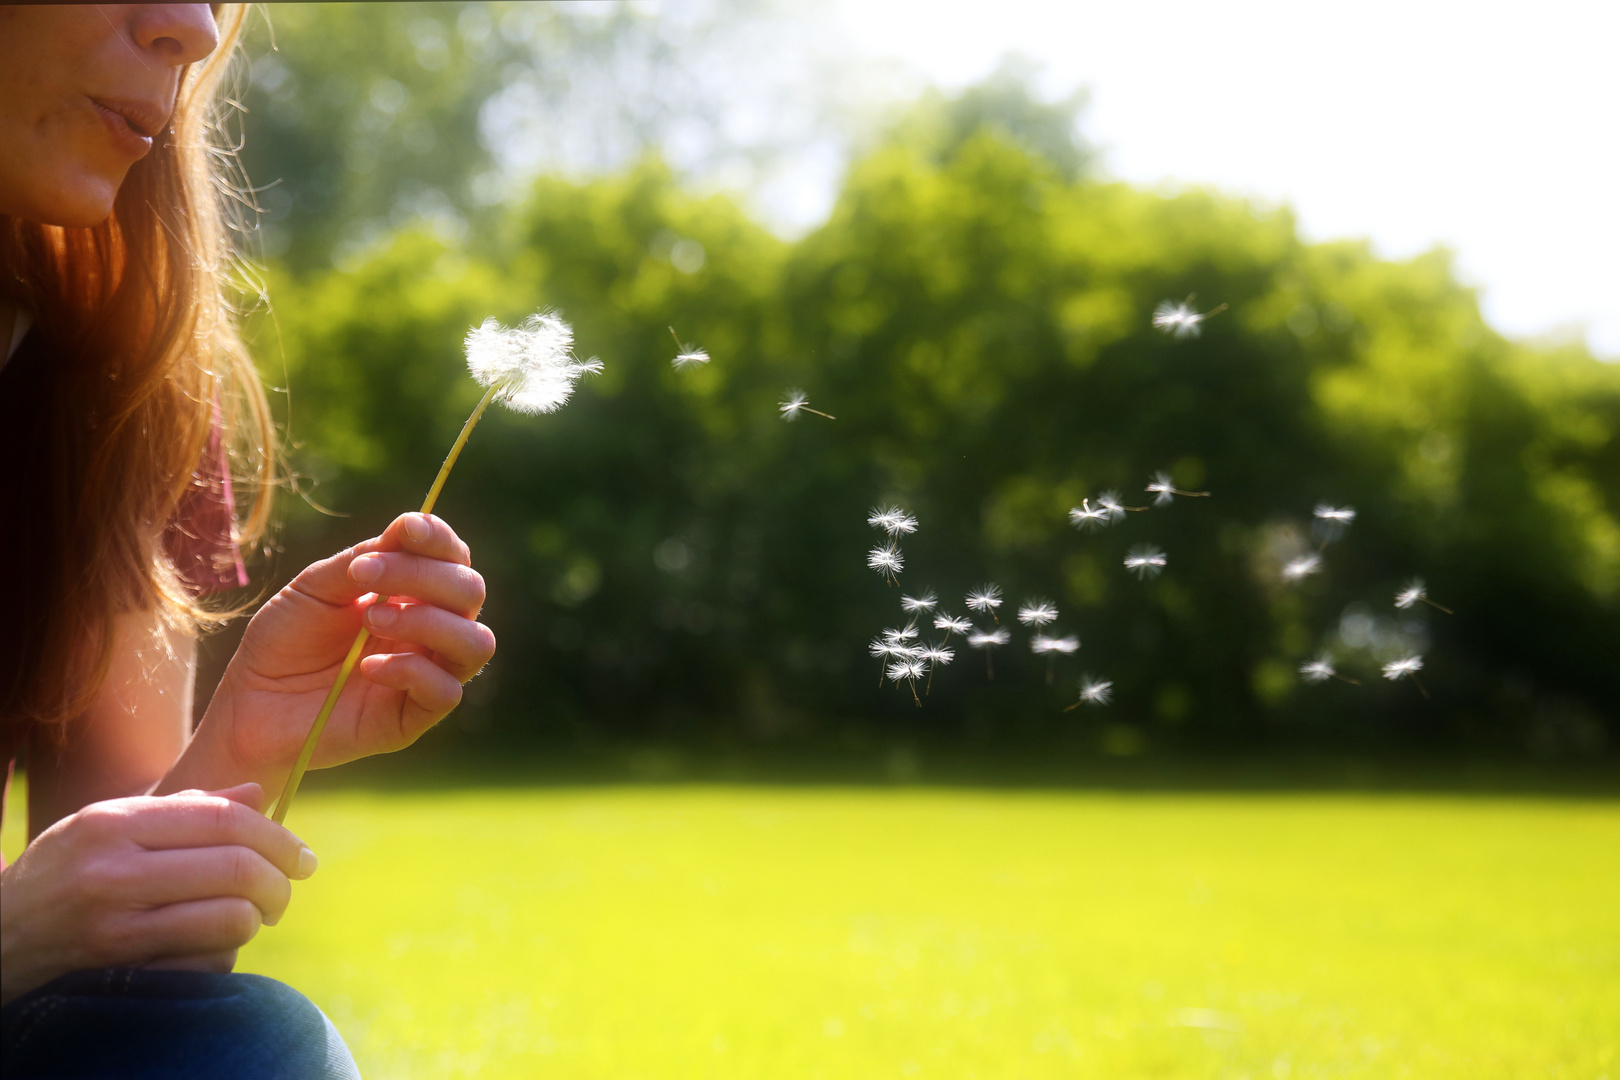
[15,2,1619,1076]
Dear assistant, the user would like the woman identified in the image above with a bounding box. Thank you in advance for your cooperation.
[0,6,497,1075]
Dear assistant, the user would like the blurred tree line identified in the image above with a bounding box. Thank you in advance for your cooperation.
[225,4,1618,761]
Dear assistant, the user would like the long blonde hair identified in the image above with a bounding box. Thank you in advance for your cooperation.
[0,4,275,727]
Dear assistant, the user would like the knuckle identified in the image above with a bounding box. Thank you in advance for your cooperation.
[227,846,258,892]
[88,915,141,965]
[462,567,486,606]
[78,856,132,902]
[219,899,263,946]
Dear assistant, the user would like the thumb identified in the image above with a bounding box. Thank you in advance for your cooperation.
[204,782,265,813]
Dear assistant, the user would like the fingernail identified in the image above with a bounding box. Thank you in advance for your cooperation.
[296,847,319,879]
[368,605,398,629]
[350,554,382,583]
[405,514,431,542]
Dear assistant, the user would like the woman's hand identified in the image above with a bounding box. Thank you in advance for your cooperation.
[182,513,496,789]
[0,784,314,1007]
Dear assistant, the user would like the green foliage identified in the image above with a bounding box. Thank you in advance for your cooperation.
[251,111,1620,755]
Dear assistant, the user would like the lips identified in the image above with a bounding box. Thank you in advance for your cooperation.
[90,97,169,149]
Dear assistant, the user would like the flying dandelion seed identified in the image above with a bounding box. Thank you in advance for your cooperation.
[1096,491,1147,521]
[887,658,927,706]
[1124,545,1167,579]
[966,585,1004,624]
[933,613,972,640]
[867,543,903,584]
[920,642,955,693]
[1283,554,1323,581]
[1312,504,1357,545]
[1018,599,1059,628]
[1300,652,1360,685]
[779,389,835,421]
[901,592,938,614]
[1146,471,1211,506]
[967,626,1011,679]
[1065,675,1114,711]
[274,309,601,825]
[1382,653,1429,698]
[881,625,919,645]
[668,327,710,370]
[1031,633,1080,684]
[867,506,919,536]
[870,636,912,686]
[1068,499,1112,532]
[1152,295,1228,339]
[1395,577,1453,614]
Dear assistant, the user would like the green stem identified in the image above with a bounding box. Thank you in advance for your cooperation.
[270,384,500,825]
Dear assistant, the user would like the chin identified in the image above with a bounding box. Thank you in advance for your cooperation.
[12,172,128,228]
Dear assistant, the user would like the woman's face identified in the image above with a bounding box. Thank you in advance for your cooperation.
[0,5,219,227]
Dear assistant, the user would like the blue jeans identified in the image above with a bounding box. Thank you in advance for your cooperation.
[1,969,360,1079]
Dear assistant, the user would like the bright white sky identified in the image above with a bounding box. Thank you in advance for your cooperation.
[831,0,1620,356]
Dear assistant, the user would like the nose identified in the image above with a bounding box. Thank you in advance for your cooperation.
[130,4,220,66]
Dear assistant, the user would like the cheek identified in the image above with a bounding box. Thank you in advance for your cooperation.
[0,106,131,226]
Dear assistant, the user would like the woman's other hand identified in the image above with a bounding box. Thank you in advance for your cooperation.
[0,784,314,1007]
[198,513,496,783]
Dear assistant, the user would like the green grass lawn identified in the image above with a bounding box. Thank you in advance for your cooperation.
[8,784,1619,1078]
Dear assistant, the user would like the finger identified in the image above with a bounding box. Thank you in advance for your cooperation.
[207,783,265,813]
[110,846,294,926]
[346,552,485,619]
[286,515,472,609]
[358,651,463,719]
[92,795,316,881]
[380,513,472,567]
[364,603,496,681]
[122,898,263,961]
[141,950,237,974]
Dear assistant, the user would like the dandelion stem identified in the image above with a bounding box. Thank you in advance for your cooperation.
[1332,673,1362,686]
[271,384,502,825]
[1421,597,1454,615]
[801,407,836,420]
[1412,673,1431,700]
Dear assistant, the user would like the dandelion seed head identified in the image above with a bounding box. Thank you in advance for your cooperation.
[1031,634,1079,654]
[920,644,955,666]
[965,585,1004,612]
[1077,676,1113,705]
[967,627,1010,649]
[900,592,937,613]
[1300,654,1337,683]
[1314,505,1356,525]
[1382,654,1424,680]
[1017,599,1059,628]
[1395,578,1426,609]
[1283,554,1323,582]
[464,312,602,414]
[1124,545,1167,579]
[672,347,710,370]
[778,390,823,421]
[881,625,919,644]
[933,614,972,635]
[868,506,919,536]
